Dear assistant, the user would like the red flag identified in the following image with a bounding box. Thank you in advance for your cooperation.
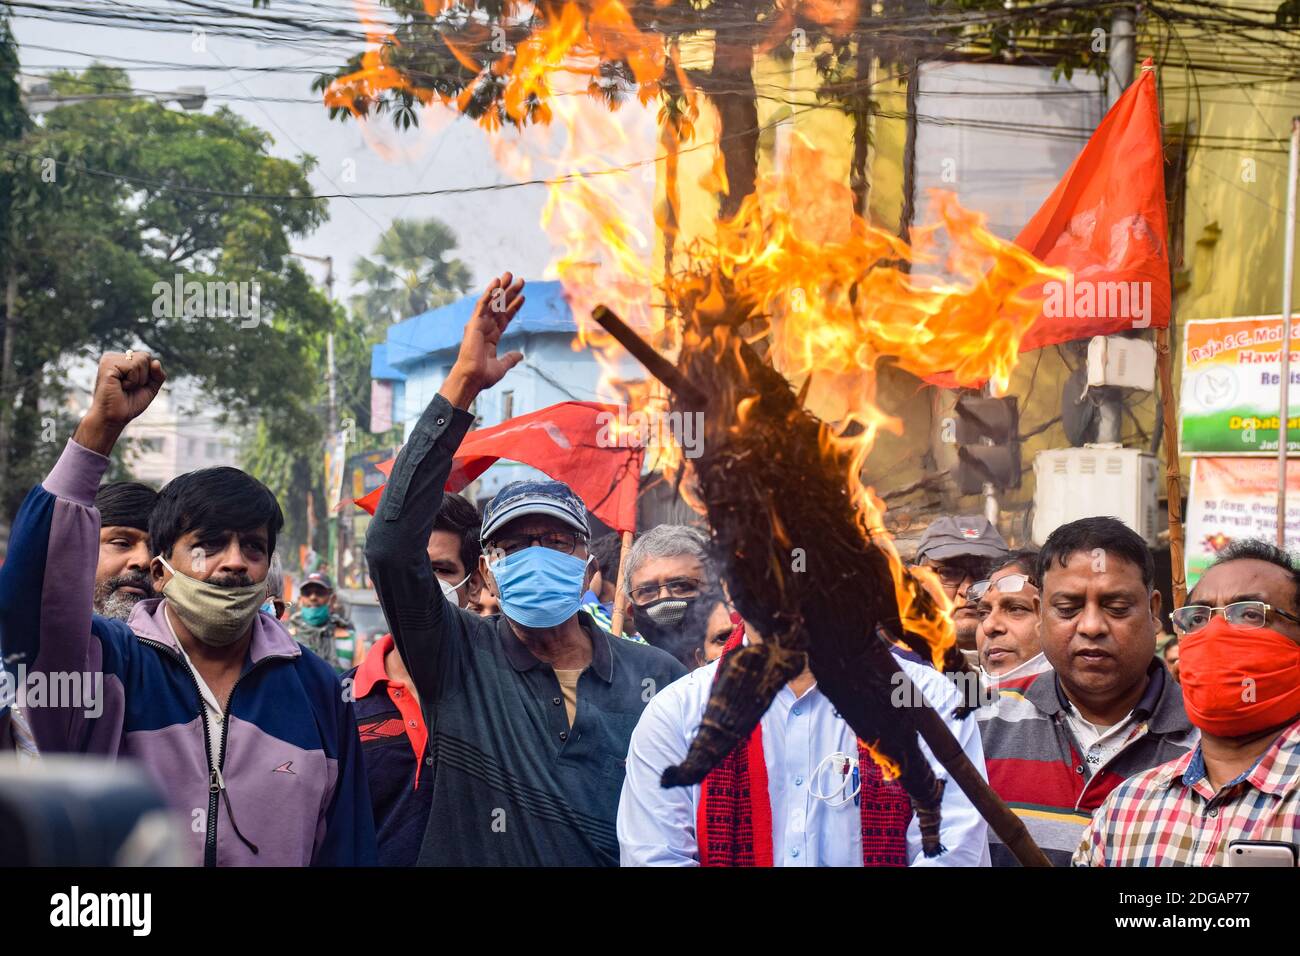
[1016,61,1170,351]
[355,401,644,532]
[930,61,1170,390]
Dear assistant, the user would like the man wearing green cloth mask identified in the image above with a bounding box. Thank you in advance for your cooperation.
[288,572,356,673]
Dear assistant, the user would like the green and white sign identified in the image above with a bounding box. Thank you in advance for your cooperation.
[1179,315,1300,455]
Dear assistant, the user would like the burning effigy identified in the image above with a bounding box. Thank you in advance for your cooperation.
[590,141,1059,865]
[325,0,1066,866]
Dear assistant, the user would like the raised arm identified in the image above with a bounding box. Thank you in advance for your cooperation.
[364,273,525,706]
[0,352,164,753]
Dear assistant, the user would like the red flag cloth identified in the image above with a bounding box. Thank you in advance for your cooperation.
[1015,61,1170,352]
[929,61,1169,390]
[355,401,644,533]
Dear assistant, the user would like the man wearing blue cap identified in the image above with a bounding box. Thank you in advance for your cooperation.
[364,272,686,866]
[288,571,356,672]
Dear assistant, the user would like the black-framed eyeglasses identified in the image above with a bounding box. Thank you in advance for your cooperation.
[630,576,702,605]
[1171,601,1300,634]
[490,531,587,557]
[920,559,989,589]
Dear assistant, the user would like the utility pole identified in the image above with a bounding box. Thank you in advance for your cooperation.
[1276,118,1300,548]
[290,252,342,587]
[1097,6,1136,445]
[981,382,999,526]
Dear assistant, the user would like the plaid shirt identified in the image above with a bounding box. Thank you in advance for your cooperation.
[1074,717,1300,866]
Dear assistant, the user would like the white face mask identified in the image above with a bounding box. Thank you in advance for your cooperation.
[438,572,471,608]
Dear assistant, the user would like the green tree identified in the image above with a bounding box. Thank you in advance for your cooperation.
[240,297,400,561]
[0,10,31,535]
[350,216,472,330]
[0,64,335,528]
[306,1,1117,222]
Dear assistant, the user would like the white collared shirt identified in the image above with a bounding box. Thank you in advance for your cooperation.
[1064,708,1142,773]
[617,654,992,866]
[163,607,225,767]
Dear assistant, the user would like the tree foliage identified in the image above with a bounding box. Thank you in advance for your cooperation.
[0,63,335,522]
[350,216,472,330]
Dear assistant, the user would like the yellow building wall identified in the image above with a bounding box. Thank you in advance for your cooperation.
[654,36,1281,546]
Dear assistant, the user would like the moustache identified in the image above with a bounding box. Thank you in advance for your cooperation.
[206,573,255,589]
[107,571,154,596]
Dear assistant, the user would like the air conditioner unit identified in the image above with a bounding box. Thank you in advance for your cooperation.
[1086,335,1157,391]
[1032,446,1161,546]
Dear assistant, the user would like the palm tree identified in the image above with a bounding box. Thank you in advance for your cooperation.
[350,217,472,331]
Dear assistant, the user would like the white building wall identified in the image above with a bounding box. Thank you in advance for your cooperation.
[125,380,242,486]
[912,61,1107,272]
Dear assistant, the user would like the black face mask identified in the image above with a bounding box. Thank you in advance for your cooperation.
[634,595,718,667]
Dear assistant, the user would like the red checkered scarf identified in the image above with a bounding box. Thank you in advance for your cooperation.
[696,624,912,867]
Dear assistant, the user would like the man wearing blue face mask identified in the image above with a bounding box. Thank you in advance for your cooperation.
[288,572,355,672]
[364,272,687,866]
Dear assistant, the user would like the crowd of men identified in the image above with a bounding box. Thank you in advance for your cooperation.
[0,272,1298,867]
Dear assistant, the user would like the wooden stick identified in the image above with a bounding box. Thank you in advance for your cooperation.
[591,305,707,410]
[608,529,635,635]
[1155,326,1187,607]
[891,664,1053,867]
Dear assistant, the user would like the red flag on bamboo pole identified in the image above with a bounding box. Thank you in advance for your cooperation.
[354,401,644,533]
[1015,59,1170,351]
[929,60,1170,390]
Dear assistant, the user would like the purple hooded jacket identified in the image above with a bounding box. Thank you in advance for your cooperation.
[0,439,376,865]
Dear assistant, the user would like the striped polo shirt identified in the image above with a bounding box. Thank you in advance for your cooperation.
[977,660,1198,866]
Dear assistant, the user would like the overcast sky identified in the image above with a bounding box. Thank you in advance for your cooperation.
[11,2,658,304]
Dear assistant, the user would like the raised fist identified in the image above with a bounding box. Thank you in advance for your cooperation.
[73,351,167,456]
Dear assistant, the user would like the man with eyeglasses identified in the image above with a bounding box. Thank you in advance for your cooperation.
[977,516,1196,866]
[1076,539,1300,866]
[623,524,734,669]
[364,273,686,866]
[911,516,1009,662]
[972,551,1051,689]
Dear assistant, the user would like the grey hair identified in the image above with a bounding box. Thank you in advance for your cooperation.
[623,524,712,594]
[265,551,284,601]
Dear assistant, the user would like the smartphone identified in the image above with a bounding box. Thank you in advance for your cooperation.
[1225,840,1298,867]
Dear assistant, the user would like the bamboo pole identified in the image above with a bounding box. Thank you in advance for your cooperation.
[1155,327,1187,607]
[890,662,1052,867]
[608,529,635,636]
[591,305,705,409]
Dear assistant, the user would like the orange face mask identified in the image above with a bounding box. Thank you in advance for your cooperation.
[1178,617,1300,737]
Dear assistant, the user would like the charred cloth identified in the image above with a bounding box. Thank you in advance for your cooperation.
[657,318,977,857]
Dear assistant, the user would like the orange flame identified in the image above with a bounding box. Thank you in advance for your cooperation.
[327,5,1065,663]
[323,0,435,117]
[653,135,1066,662]
[862,739,902,782]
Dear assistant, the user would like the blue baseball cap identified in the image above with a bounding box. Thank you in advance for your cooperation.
[480,479,590,545]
